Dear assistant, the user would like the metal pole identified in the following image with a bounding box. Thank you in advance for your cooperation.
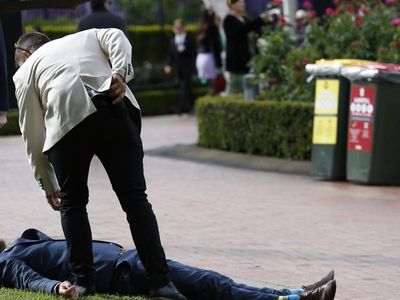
[157,0,164,29]
[282,0,297,24]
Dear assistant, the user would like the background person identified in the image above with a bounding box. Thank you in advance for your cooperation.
[78,0,126,34]
[196,8,222,95]
[0,21,9,129]
[164,19,196,114]
[0,229,337,300]
[13,29,185,300]
[223,0,271,94]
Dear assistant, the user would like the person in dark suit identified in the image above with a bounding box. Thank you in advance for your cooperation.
[78,0,126,34]
[164,19,196,114]
[0,20,9,128]
[0,229,337,300]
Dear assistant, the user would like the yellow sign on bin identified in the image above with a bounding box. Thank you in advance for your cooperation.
[315,79,339,115]
[313,116,338,145]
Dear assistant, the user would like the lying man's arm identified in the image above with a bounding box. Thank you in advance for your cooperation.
[1,258,62,295]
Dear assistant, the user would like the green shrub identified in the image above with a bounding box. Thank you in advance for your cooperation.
[251,0,400,102]
[0,88,207,136]
[0,110,20,136]
[27,25,197,66]
[136,87,206,116]
[196,96,314,160]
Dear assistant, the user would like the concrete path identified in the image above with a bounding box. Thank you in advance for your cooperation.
[1,114,400,299]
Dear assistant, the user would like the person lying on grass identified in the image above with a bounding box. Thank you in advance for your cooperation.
[0,229,336,300]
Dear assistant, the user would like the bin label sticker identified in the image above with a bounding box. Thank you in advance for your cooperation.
[313,116,338,145]
[315,79,339,115]
[348,85,376,152]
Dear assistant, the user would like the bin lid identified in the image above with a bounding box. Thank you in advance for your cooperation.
[316,59,373,66]
[306,59,374,76]
[341,63,400,83]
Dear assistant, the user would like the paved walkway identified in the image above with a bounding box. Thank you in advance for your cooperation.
[1,115,400,299]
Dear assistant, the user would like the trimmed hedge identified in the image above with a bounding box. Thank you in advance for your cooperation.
[196,96,314,160]
[0,111,20,136]
[27,25,197,65]
[134,87,206,116]
[0,87,207,136]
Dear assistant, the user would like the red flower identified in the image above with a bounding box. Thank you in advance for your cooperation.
[346,5,355,14]
[385,0,396,5]
[332,8,341,16]
[378,47,389,55]
[391,18,400,27]
[272,0,282,6]
[325,7,334,15]
[358,5,369,15]
[355,16,363,27]
[268,77,278,85]
[279,15,286,25]
[303,1,312,8]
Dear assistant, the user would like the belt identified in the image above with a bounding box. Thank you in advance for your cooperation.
[92,95,113,108]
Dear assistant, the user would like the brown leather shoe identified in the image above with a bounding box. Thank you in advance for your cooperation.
[300,279,336,300]
[302,270,334,292]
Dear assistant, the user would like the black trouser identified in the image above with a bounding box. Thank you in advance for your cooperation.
[46,96,170,289]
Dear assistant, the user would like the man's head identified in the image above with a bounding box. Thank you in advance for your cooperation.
[0,239,6,253]
[14,32,50,67]
[227,0,245,13]
[91,0,111,12]
[173,19,185,35]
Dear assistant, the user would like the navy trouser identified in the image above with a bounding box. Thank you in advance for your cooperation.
[112,250,295,300]
[46,96,170,289]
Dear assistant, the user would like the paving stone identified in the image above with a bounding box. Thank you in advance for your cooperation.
[1,114,399,299]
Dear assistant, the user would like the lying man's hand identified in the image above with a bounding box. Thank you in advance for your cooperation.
[46,190,61,211]
[108,73,126,105]
[59,281,78,299]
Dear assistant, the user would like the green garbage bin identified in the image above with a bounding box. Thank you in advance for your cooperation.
[306,59,372,180]
[341,63,400,184]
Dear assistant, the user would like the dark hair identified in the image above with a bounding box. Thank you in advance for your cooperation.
[0,239,6,253]
[91,0,107,12]
[14,32,50,62]
[197,8,216,42]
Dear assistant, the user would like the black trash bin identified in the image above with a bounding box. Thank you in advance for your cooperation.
[306,59,372,180]
[341,63,400,185]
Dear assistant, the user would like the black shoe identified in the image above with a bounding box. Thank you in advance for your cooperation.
[74,284,96,296]
[149,282,187,300]
[301,280,336,300]
[302,270,335,292]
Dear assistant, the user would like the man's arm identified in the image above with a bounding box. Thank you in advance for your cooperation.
[95,28,134,83]
[14,80,60,201]
[0,258,60,295]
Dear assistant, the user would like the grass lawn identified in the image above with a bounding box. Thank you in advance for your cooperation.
[0,288,147,299]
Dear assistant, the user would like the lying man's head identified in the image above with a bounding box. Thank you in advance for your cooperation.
[0,239,6,253]
[14,32,50,67]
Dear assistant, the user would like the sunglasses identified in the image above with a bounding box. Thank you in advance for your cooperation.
[14,43,32,55]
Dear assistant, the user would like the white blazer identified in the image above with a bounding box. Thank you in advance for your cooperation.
[13,28,139,195]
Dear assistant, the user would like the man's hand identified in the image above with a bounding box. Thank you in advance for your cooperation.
[0,114,7,129]
[164,65,172,75]
[108,73,126,105]
[46,190,61,211]
[59,281,78,299]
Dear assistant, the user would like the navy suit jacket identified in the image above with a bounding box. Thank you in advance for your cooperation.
[0,229,124,294]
